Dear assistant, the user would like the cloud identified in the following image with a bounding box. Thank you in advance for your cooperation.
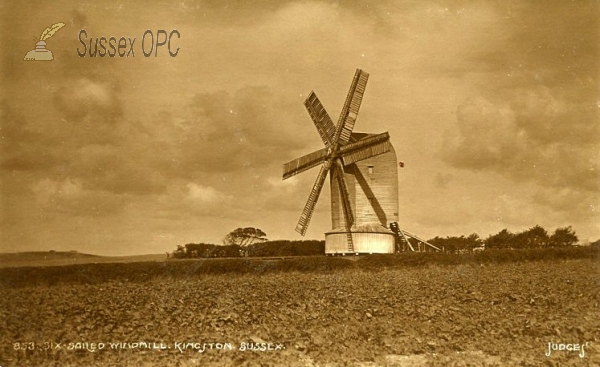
[436,1,599,220]
[4,80,317,219]
[29,177,126,216]
[0,102,61,171]
[434,172,453,189]
[32,177,83,202]
[441,96,521,170]
[70,9,88,28]
[469,2,598,81]
[54,77,123,125]
[143,85,314,179]
[441,87,599,213]
[533,186,597,216]
[186,183,232,204]
[267,175,298,190]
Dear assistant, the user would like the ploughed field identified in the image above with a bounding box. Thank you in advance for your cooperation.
[0,254,598,366]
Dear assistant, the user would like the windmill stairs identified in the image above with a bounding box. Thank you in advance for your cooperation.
[389,222,441,252]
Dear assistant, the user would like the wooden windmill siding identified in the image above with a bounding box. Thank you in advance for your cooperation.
[331,133,399,230]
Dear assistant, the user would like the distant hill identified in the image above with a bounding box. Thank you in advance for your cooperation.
[0,251,166,268]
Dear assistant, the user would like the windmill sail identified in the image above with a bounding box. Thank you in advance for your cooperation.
[333,160,355,252]
[340,132,391,166]
[295,163,329,235]
[304,92,336,147]
[336,69,369,145]
[333,160,354,228]
[283,148,328,180]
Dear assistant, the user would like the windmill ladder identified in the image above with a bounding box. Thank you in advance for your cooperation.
[398,228,415,251]
[401,230,441,252]
[389,222,441,252]
[346,232,354,253]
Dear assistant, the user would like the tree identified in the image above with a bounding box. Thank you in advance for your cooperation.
[465,233,484,251]
[223,227,268,247]
[550,226,578,247]
[512,225,549,249]
[173,245,186,258]
[428,234,482,254]
[185,243,216,257]
[485,229,514,249]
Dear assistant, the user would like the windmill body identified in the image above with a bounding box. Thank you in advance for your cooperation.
[283,69,399,254]
[327,133,399,254]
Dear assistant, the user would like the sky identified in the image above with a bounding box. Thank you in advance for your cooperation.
[1,1,598,255]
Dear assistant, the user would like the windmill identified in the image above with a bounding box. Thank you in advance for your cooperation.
[283,69,440,254]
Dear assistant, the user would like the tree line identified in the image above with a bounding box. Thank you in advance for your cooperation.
[172,240,325,259]
[171,225,582,258]
[171,227,324,258]
[426,225,579,254]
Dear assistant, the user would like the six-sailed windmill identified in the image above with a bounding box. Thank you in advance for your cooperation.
[282,69,394,254]
[283,69,440,254]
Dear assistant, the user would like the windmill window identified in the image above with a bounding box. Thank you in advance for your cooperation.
[368,165,374,174]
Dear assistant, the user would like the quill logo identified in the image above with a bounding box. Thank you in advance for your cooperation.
[24,22,65,61]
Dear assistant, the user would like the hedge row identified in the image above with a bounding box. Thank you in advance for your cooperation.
[1,246,597,288]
